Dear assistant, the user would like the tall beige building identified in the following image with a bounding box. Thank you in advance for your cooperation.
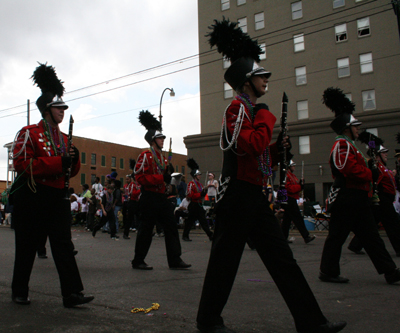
[185,0,400,203]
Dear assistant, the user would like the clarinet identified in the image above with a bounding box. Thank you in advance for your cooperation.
[368,143,380,206]
[396,160,400,191]
[276,92,289,205]
[64,115,74,200]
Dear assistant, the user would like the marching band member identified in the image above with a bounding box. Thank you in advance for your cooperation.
[10,63,93,307]
[131,111,191,270]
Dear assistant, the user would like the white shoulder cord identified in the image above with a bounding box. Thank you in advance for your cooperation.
[220,103,247,153]
[332,139,351,170]
[11,129,34,160]
[134,153,147,174]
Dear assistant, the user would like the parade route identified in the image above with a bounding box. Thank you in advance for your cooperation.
[0,225,399,333]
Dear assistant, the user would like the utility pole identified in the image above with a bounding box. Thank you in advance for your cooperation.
[393,0,400,42]
[27,99,30,125]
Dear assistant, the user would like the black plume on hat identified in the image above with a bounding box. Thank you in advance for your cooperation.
[187,158,200,177]
[206,17,262,63]
[187,158,199,171]
[31,62,67,113]
[358,130,384,147]
[322,87,355,116]
[396,132,400,144]
[31,63,65,96]
[138,110,162,132]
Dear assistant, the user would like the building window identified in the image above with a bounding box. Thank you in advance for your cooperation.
[345,93,352,101]
[362,90,376,110]
[223,56,231,69]
[238,17,247,33]
[91,153,96,165]
[181,166,185,175]
[120,177,124,186]
[293,33,305,52]
[366,128,378,136]
[120,158,124,169]
[335,23,347,42]
[91,174,96,184]
[237,0,246,5]
[259,43,266,60]
[337,57,350,78]
[101,175,105,185]
[299,136,310,154]
[101,155,106,167]
[357,17,370,37]
[255,12,264,30]
[297,100,309,120]
[291,1,303,20]
[111,156,116,168]
[333,0,345,8]
[221,0,230,11]
[176,165,179,173]
[360,53,373,73]
[295,66,307,85]
[224,82,233,99]
[81,173,86,185]
[81,152,86,164]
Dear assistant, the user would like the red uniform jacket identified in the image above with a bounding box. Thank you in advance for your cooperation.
[286,170,301,199]
[187,179,203,203]
[135,149,167,194]
[330,138,372,192]
[377,162,396,196]
[13,120,80,189]
[225,100,278,186]
[125,181,141,201]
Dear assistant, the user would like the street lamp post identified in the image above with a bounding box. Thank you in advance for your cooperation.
[159,88,175,128]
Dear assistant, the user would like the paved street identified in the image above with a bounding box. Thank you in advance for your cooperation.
[0,225,399,333]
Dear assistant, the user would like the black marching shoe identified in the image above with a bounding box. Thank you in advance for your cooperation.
[12,294,31,305]
[319,272,349,283]
[131,261,153,270]
[299,321,347,333]
[385,268,400,284]
[169,260,192,270]
[63,292,94,308]
[348,247,365,255]
[197,323,236,333]
[37,253,48,259]
[182,236,192,241]
[304,235,316,244]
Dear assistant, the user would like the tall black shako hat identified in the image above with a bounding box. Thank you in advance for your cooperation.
[206,18,270,92]
[31,62,68,114]
[138,110,166,145]
[395,133,400,158]
[323,87,361,135]
[358,131,387,157]
[187,158,201,178]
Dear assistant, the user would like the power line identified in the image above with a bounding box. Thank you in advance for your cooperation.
[0,1,394,118]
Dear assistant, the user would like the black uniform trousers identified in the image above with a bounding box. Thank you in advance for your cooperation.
[133,190,182,267]
[348,192,400,255]
[281,196,310,240]
[12,183,83,298]
[93,209,116,237]
[123,200,138,237]
[197,180,327,332]
[320,189,396,277]
[183,201,213,239]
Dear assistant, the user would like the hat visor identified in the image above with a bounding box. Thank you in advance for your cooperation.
[48,101,69,110]
[252,68,271,79]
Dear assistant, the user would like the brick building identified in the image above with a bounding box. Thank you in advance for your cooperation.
[3,137,188,192]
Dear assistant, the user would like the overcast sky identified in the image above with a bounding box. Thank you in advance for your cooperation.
[0,0,200,181]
